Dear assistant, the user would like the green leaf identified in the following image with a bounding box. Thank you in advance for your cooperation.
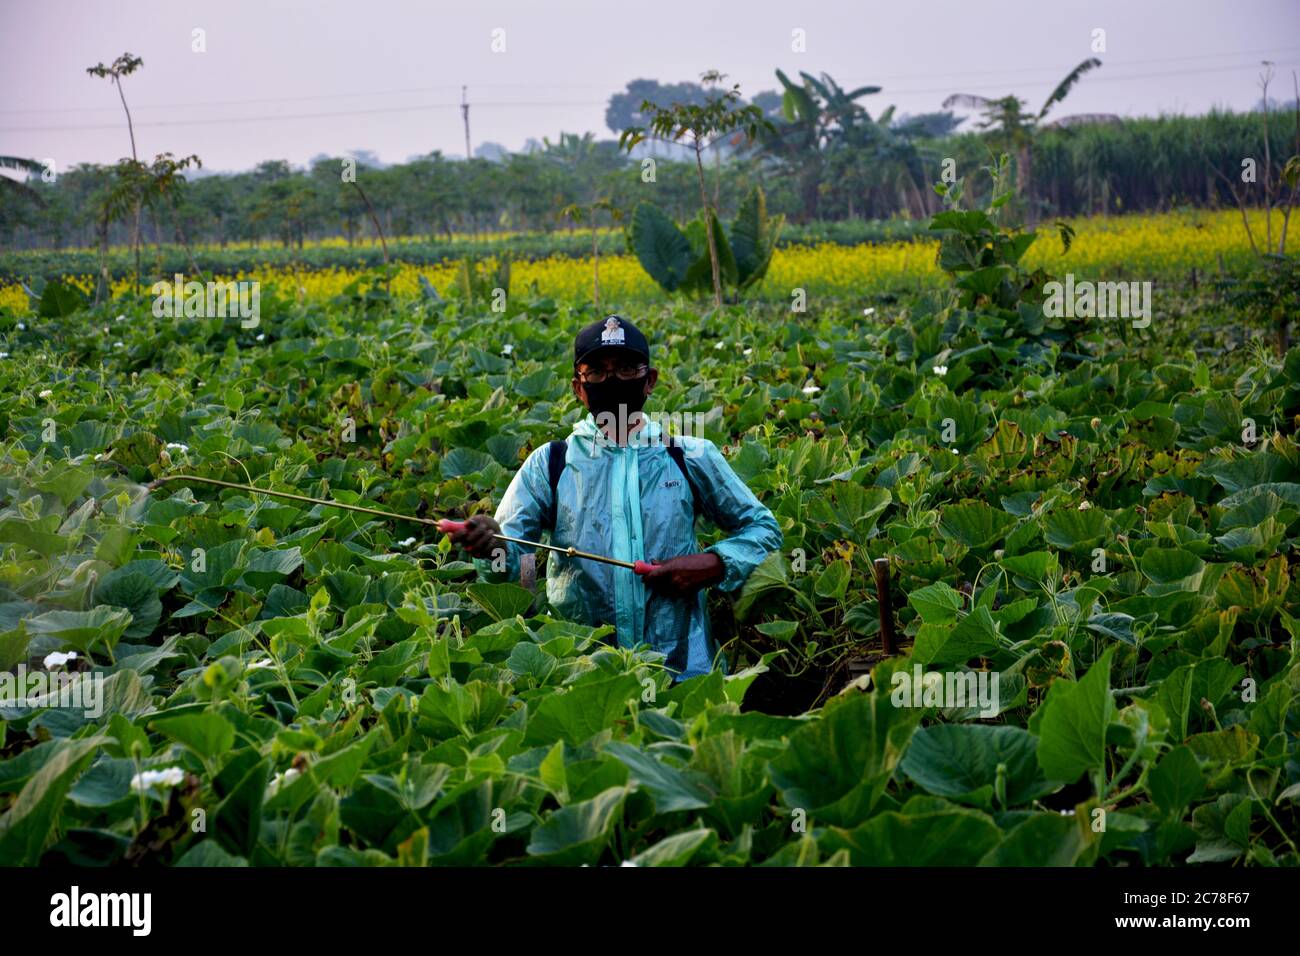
[907,582,964,625]
[176,839,249,866]
[95,571,162,639]
[150,712,236,761]
[912,606,1001,667]
[1043,508,1109,553]
[465,583,533,621]
[524,672,643,746]
[769,692,921,828]
[1035,647,1115,781]
[603,742,713,813]
[0,735,104,864]
[1147,746,1206,815]
[440,447,496,479]
[822,806,1002,865]
[979,812,1096,866]
[629,827,718,866]
[526,786,627,865]
[900,725,1060,808]
[813,560,850,600]
[25,607,132,656]
[627,202,696,293]
[734,551,789,619]
[938,501,1017,549]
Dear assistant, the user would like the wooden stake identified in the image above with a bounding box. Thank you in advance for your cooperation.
[873,557,897,655]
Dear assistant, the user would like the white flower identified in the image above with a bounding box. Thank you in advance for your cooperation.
[933,365,948,376]
[801,384,821,395]
[863,307,875,316]
[1078,500,1092,511]
[16,322,25,331]
[246,658,276,671]
[396,536,417,547]
[255,333,265,342]
[130,767,185,793]
[113,341,124,348]
[38,389,52,399]
[501,343,514,355]
[43,650,77,668]
[115,314,126,322]
[0,352,8,360]
[165,442,189,452]
[714,340,726,350]
[266,767,301,798]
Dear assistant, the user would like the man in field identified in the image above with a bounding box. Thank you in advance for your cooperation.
[450,315,782,680]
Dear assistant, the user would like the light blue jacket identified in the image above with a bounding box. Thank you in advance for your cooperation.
[474,415,782,679]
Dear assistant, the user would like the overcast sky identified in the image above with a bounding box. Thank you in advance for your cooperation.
[2,0,1298,174]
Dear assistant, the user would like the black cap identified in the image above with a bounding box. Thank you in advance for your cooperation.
[574,315,650,367]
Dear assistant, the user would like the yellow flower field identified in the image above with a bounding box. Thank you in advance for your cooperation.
[0,208,1277,315]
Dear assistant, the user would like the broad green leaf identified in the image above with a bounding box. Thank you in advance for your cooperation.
[25,607,132,656]
[900,725,1060,808]
[465,583,534,622]
[526,786,627,865]
[1035,648,1115,781]
[822,806,1002,865]
[1147,746,1205,815]
[150,711,236,761]
[769,692,921,828]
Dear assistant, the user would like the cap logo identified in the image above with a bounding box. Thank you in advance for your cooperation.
[600,317,625,345]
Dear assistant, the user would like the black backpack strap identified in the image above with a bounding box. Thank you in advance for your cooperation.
[665,435,704,519]
[543,439,567,530]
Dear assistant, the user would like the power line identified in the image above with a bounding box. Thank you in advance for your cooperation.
[0,101,609,134]
[1,59,1293,135]
[4,44,1298,117]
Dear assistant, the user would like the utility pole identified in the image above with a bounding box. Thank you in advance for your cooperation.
[461,85,472,161]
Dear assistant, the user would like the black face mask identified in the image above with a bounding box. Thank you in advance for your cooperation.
[582,374,648,420]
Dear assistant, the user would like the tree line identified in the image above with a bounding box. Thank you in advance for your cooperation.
[2,68,1295,254]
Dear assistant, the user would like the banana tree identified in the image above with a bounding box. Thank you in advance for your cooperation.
[755,70,882,221]
[626,185,783,299]
[0,157,47,208]
[944,59,1117,222]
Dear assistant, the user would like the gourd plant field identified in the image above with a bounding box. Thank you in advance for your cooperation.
[0,206,1297,868]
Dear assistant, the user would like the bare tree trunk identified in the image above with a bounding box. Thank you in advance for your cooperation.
[351,181,389,266]
[169,196,202,278]
[592,225,601,310]
[694,138,722,308]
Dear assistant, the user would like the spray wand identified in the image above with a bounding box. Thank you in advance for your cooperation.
[148,474,659,574]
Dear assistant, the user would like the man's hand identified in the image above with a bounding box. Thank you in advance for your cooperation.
[451,515,503,560]
[641,552,725,599]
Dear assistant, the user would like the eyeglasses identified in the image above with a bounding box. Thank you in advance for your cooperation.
[576,364,648,384]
